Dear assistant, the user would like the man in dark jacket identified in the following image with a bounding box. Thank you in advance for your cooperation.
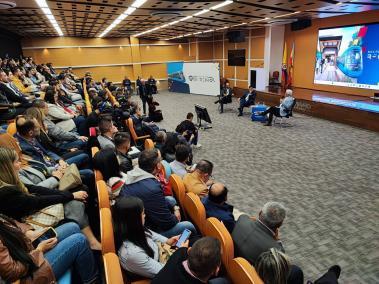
[176,112,200,148]
[114,132,133,173]
[238,85,256,116]
[202,183,235,233]
[138,79,150,114]
[0,70,32,108]
[119,149,196,237]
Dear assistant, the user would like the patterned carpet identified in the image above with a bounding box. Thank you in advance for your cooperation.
[135,91,379,283]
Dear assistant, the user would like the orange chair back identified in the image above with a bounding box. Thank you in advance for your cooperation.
[144,138,154,150]
[228,257,264,284]
[95,170,104,182]
[183,192,206,234]
[103,253,123,284]
[204,217,234,268]
[91,146,99,158]
[126,118,138,142]
[169,174,186,208]
[7,122,17,136]
[97,180,110,209]
[100,208,115,254]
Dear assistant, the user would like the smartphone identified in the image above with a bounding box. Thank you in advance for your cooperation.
[32,227,57,247]
[176,229,192,248]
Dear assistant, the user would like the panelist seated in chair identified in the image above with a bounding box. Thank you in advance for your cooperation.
[214,82,233,113]
[238,86,256,116]
[259,89,295,126]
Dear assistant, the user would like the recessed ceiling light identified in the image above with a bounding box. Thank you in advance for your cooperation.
[34,0,63,36]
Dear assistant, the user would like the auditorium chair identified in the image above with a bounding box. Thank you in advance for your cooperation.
[228,257,264,284]
[144,138,154,150]
[92,147,104,181]
[91,146,99,158]
[203,217,234,269]
[183,192,206,234]
[103,253,151,284]
[100,208,115,254]
[126,118,150,146]
[6,122,17,136]
[97,180,110,209]
[273,98,297,127]
[169,174,186,210]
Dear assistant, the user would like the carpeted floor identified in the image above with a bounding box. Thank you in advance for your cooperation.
[135,91,379,283]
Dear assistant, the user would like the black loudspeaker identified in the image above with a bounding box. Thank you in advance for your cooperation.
[250,70,257,89]
[291,19,312,31]
[227,31,245,43]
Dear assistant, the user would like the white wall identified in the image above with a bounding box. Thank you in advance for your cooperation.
[264,25,285,86]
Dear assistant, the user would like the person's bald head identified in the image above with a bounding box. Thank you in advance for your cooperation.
[209,183,228,204]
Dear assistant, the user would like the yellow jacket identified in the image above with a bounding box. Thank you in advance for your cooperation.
[183,171,208,197]
[12,77,34,94]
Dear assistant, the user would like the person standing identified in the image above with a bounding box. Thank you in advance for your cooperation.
[139,80,149,115]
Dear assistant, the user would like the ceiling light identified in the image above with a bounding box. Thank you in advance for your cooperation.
[210,1,233,10]
[132,0,147,8]
[35,0,63,36]
[179,16,193,22]
[125,7,136,14]
[194,9,209,16]
[274,11,300,18]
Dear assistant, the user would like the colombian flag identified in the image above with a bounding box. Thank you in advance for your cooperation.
[281,42,288,87]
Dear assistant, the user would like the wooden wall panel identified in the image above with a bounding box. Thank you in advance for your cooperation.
[250,37,265,59]
[56,65,133,82]
[139,44,189,62]
[198,42,214,60]
[285,10,379,97]
[214,41,223,59]
[236,64,248,80]
[250,60,264,68]
[236,80,248,88]
[22,37,131,48]
[141,63,168,79]
[224,64,234,79]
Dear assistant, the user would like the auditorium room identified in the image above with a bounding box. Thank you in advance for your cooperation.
[0,1,378,284]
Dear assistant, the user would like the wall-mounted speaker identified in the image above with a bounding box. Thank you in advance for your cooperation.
[291,19,312,31]
[226,31,245,43]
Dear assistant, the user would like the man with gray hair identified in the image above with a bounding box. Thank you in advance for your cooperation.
[232,201,286,264]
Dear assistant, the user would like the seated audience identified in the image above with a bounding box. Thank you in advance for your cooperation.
[161,132,179,163]
[152,237,227,284]
[232,202,286,264]
[259,89,295,126]
[238,85,256,116]
[0,215,98,284]
[93,148,128,199]
[11,67,37,94]
[44,88,87,135]
[147,95,163,122]
[114,132,134,173]
[0,70,32,111]
[57,74,83,104]
[183,160,213,198]
[175,112,200,148]
[97,116,118,149]
[120,149,196,237]
[0,147,101,250]
[154,131,166,152]
[132,106,160,139]
[202,183,235,233]
[114,197,187,278]
[169,144,191,178]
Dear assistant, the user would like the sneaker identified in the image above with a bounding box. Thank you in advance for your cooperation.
[328,265,341,279]
[238,113,243,116]
[192,144,202,149]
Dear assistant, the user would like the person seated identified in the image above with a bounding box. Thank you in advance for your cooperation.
[183,160,213,198]
[120,149,196,237]
[202,183,235,233]
[0,70,32,111]
[259,89,295,126]
[155,131,167,152]
[152,237,227,284]
[57,74,83,105]
[170,144,191,178]
[214,82,233,113]
[147,95,163,122]
[32,100,88,151]
[44,88,87,135]
[114,196,187,279]
[0,146,101,250]
[14,116,93,180]
[132,106,161,140]
[122,76,133,96]
[161,132,179,163]
[175,112,200,148]
[147,75,157,94]
[11,67,38,94]
[0,215,99,284]
[238,85,256,116]
[114,132,134,173]
[97,116,118,149]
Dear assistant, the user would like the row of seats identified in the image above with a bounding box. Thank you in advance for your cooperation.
[92,143,263,284]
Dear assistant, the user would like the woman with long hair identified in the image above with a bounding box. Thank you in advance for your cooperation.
[113,197,187,278]
[0,214,98,284]
[0,147,101,250]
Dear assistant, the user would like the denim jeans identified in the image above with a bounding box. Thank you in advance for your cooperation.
[65,152,89,168]
[159,221,197,238]
[59,139,87,151]
[165,196,177,208]
[44,223,98,283]
[72,116,87,136]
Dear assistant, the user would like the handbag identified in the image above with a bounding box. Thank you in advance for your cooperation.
[59,163,82,191]
[26,203,64,230]
[157,241,176,264]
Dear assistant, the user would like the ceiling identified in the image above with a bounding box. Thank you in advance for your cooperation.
[0,0,378,39]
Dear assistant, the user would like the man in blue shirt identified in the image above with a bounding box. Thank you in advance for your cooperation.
[202,182,235,233]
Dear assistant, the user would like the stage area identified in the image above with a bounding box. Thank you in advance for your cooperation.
[140,91,379,283]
